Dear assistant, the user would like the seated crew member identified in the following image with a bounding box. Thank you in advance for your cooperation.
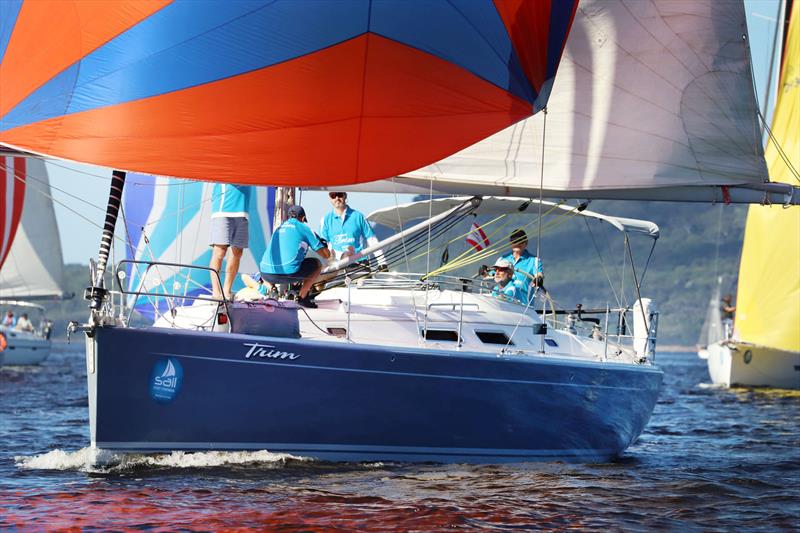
[15,313,34,333]
[500,229,544,302]
[490,259,525,303]
[260,205,331,308]
[2,310,15,327]
[319,191,386,269]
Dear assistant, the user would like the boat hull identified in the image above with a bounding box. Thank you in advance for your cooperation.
[87,326,663,463]
[707,342,800,389]
[0,328,50,365]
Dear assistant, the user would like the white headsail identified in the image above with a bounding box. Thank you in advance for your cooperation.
[352,0,796,204]
[0,158,66,300]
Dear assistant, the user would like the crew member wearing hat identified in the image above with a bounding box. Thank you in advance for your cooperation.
[259,205,331,308]
[319,191,386,267]
[500,229,544,302]
[490,258,525,303]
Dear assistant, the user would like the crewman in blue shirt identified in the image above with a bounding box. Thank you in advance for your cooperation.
[209,183,253,301]
[319,192,386,267]
[499,229,544,303]
[260,205,331,308]
[490,258,525,303]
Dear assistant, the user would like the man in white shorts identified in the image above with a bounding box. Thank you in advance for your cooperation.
[209,183,253,301]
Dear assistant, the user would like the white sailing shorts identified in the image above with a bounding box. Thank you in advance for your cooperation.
[209,216,249,249]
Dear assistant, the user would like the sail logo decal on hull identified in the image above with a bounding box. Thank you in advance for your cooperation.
[150,357,184,403]
[243,342,300,360]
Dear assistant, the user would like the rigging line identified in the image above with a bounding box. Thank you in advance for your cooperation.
[0,160,106,213]
[758,108,800,182]
[428,202,571,275]
[390,179,421,336]
[536,108,547,265]
[637,238,658,289]
[583,217,622,309]
[8,167,130,249]
[432,203,575,274]
[625,233,650,346]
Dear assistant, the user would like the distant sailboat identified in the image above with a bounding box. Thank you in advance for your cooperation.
[0,158,68,365]
[706,1,800,389]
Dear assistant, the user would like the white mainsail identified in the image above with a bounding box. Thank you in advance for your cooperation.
[355,0,795,204]
[0,158,66,300]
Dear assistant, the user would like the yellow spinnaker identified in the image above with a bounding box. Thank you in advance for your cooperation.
[735,1,800,353]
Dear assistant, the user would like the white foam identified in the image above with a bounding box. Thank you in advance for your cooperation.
[15,447,310,472]
[15,447,99,471]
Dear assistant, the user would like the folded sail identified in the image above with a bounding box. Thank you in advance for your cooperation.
[0,157,66,299]
[124,175,274,319]
[386,0,789,203]
[735,2,800,353]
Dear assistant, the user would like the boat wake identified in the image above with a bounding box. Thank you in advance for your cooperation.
[15,447,311,473]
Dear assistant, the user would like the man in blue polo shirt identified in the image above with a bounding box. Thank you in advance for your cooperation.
[260,205,331,308]
[209,183,253,301]
[319,192,385,267]
[499,229,544,303]
[490,258,525,303]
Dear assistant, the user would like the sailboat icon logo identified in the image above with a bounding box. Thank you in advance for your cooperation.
[149,357,183,403]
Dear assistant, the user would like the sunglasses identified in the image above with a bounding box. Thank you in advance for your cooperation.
[328,192,346,199]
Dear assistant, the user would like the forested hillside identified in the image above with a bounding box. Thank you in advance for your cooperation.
[39,200,746,346]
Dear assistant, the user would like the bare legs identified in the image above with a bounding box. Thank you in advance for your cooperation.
[210,244,242,301]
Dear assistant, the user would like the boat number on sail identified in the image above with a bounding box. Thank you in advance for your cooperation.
[243,342,300,360]
[149,357,184,403]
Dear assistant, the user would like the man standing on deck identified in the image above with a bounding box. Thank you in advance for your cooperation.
[319,192,386,268]
[499,229,544,303]
[209,183,253,301]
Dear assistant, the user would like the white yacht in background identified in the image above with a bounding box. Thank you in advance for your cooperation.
[0,158,68,365]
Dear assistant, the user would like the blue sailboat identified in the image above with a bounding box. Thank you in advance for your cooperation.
[3,0,796,462]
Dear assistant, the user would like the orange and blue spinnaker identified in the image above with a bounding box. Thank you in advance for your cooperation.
[0,0,577,186]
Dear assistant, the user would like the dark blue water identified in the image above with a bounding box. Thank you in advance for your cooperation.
[2,346,798,531]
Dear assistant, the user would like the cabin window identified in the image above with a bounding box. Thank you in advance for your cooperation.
[545,338,558,347]
[475,331,513,345]
[422,329,460,342]
[327,327,347,338]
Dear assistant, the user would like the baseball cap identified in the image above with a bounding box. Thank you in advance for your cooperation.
[287,205,306,220]
[493,258,514,271]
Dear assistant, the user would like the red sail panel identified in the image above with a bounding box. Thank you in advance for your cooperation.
[0,157,26,270]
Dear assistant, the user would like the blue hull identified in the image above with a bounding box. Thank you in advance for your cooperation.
[88,327,663,463]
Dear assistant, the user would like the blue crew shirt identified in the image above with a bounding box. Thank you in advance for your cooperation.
[491,280,525,303]
[211,184,252,218]
[500,250,543,302]
[260,218,323,275]
[319,207,376,256]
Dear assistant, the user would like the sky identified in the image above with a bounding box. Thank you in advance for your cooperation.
[46,0,785,265]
